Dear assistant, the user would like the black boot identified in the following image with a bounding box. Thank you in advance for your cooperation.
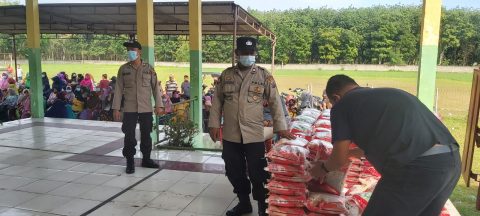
[126,158,135,174]
[258,201,268,216]
[226,194,252,216]
[141,158,159,169]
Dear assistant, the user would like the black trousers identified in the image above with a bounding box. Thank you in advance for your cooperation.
[363,149,461,216]
[222,140,269,201]
[122,112,153,159]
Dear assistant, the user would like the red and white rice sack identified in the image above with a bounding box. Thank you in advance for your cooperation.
[266,163,307,177]
[267,194,307,208]
[266,143,309,166]
[346,192,371,216]
[306,139,333,161]
[314,119,331,129]
[302,108,322,120]
[267,205,306,216]
[266,180,307,196]
[307,164,350,195]
[306,192,348,215]
[291,121,314,136]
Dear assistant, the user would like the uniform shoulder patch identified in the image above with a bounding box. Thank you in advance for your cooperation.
[266,75,276,88]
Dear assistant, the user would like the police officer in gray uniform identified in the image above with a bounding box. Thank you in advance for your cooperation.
[112,40,164,174]
[209,37,295,216]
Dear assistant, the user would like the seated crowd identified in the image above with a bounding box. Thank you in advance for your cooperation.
[0,69,216,124]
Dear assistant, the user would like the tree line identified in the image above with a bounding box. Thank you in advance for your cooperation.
[0,5,479,66]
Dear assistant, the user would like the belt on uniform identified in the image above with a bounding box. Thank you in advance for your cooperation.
[420,144,458,157]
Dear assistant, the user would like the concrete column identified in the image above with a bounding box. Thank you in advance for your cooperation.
[26,0,44,118]
[189,0,203,147]
[417,0,442,111]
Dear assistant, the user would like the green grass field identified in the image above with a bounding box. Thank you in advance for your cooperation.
[40,63,479,215]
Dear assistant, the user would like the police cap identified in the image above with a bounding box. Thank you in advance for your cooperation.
[123,40,142,50]
[236,37,257,51]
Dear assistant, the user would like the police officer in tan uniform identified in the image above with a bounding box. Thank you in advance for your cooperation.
[209,37,295,216]
[112,40,164,174]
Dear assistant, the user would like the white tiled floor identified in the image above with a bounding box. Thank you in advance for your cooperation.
[50,199,101,216]
[16,194,73,213]
[0,118,260,216]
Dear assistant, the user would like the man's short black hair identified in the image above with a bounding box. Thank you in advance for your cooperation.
[326,75,358,99]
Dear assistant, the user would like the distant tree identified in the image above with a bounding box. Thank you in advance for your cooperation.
[0,5,479,66]
[174,38,189,62]
[0,0,19,6]
[316,28,342,64]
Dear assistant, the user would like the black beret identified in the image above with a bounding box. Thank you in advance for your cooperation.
[236,37,257,51]
[123,40,142,50]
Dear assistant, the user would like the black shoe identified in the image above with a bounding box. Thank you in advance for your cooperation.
[225,202,252,216]
[141,159,159,168]
[126,158,135,174]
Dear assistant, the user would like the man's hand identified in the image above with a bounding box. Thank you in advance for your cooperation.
[209,127,221,142]
[308,161,328,182]
[154,107,164,116]
[277,130,296,140]
[113,110,121,122]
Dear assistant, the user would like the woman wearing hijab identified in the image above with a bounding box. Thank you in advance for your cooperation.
[7,77,17,93]
[80,73,94,91]
[51,75,65,92]
[23,72,30,89]
[0,72,9,90]
[47,88,58,107]
[45,91,68,118]
[71,73,78,83]
[58,72,68,84]
[171,90,181,104]
[65,85,76,104]
[18,89,31,118]
[42,72,51,99]
[77,74,84,84]
[109,76,117,90]
[0,88,19,121]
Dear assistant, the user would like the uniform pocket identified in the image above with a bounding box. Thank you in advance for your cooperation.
[123,74,134,88]
[247,85,264,103]
[142,72,151,87]
[223,84,236,100]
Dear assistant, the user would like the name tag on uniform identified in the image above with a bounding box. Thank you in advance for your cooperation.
[224,75,234,84]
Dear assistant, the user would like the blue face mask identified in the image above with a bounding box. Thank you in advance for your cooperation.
[127,51,138,61]
[238,55,255,67]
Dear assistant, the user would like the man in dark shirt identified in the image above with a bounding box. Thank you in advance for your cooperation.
[309,75,461,216]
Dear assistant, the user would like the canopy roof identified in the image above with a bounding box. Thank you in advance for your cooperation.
[0,1,275,41]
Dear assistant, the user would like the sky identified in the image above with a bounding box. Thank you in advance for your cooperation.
[18,0,480,10]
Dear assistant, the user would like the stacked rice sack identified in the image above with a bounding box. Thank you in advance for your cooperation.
[265,138,310,215]
[303,110,352,215]
[343,160,381,215]
[265,109,322,216]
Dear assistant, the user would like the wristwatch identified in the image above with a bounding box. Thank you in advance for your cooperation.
[321,162,330,173]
